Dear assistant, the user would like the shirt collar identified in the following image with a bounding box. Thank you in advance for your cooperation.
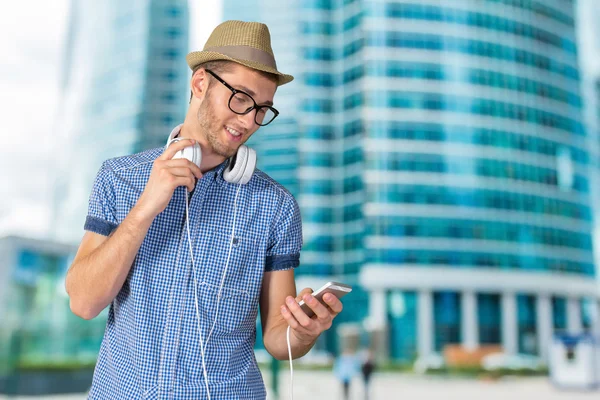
[208,158,231,185]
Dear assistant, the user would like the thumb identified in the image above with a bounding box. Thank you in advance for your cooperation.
[296,287,313,302]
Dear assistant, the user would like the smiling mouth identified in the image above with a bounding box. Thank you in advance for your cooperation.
[224,126,243,142]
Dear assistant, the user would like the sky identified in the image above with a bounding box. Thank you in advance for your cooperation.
[0,0,598,240]
[0,0,222,239]
[577,0,600,73]
[0,1,70,238]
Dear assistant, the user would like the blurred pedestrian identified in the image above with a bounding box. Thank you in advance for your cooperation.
[361,350,376,400]
[334,349,360,400]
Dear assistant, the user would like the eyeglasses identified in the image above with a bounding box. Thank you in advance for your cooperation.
[205,69,279,126]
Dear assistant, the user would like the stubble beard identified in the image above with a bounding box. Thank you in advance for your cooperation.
[197,93,238,159]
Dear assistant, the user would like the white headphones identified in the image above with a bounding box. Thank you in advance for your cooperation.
[164,127,255,399]
[164,128,257,184]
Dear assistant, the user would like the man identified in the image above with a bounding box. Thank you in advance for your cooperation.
[65,20,344,399]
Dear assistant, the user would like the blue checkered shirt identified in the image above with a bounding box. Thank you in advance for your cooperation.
[83,139,303,399]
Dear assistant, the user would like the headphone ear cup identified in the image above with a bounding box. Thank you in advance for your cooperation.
[240,147,256,184]
[165,127,180,150]
[223,145,255,184]
[223,146,247,184]
[167,139,202,169]
[165,138,178,151]
[180,142,202,169]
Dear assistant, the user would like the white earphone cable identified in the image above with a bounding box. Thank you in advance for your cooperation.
[287,325,294,400]
[184,183,242,400]
[206,183,242,346]
[185,187,211,400]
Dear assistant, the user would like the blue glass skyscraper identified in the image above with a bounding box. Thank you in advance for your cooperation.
[52,0,190,244]
[294,1,371,356]
[297,0,366,279]
[221,0,600,361]
[354,0,599,361]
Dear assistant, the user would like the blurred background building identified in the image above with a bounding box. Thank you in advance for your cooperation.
[2,0,600,384]
[1,0,191,383]
[0,236,104,372]
[50,0,190,244]
[224,0,600,364]
[353,0,600,363]
[578,0,600,276]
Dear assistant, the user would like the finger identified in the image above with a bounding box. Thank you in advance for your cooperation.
[170,176,196,192]
[280,305,300,330]
[165,159,203,179]
[322,293,343,314]
[164,167,197,178]
[295,287,313,303]
[285,296,315,329]
[159,138,196,161]
[302,294,332,322]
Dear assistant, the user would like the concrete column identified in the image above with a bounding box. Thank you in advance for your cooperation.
[368,290,388,360]
[536,294,552,362]
[461,290,478,350]
[567,297,582,334]
[502,292,518,355]
[418,289,433,357]
[591,300,600,336]
[369,290,387,328]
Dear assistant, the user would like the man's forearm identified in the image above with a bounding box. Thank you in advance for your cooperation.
[65,206,154,319]
[264,320,319,361]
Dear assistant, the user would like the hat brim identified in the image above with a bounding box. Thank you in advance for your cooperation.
[186,51,294,86]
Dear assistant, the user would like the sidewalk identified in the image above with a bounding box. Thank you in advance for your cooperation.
[268,371,600,400]
[1,371,599,399]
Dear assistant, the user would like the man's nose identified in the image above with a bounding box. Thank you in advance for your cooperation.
[238,109,258,130]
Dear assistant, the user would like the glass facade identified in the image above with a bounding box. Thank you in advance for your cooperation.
[295,1,593,272]
[387,291,417,361]
[0,237,103,373]
[434,292,462,351]
[364,1,592,274]
[478,294,502,345]
[362,0,595,356]
[298,0,366,282]
[51,0,190,244]
[517,294,537,355]
[581,297,595,331]
[292,0,597,359]
[552,296,567,331]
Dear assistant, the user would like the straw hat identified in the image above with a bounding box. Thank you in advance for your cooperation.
[186,20,293,86]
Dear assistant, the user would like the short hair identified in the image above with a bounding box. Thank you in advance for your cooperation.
[189,60,278,102]
[189,60,235,102]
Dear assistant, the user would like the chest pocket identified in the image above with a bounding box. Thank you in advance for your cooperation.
[195,228,262,334]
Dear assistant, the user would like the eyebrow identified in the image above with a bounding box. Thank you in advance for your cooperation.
[236,84,274,107]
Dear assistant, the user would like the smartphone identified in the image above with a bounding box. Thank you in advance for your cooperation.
[297,281,352,318]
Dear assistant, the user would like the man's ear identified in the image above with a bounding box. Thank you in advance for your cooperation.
[190,69,209,101]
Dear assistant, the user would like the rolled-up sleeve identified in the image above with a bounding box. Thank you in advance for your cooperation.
[83,161,118,236]
[265,194,303,272]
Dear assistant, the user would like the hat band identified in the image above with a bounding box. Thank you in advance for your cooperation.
[204,45,277,69]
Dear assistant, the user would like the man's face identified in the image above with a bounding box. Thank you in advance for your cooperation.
[196,64,277,159]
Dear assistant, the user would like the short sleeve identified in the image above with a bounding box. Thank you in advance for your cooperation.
[83,161,118,236]
[264,194,303,272]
